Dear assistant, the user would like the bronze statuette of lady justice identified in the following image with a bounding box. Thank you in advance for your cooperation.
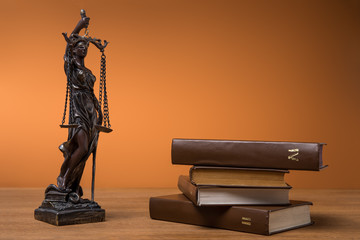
[35,9,112,226]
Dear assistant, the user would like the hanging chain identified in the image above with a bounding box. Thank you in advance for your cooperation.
[61,77,69,125]
[61,48,72,125]
[99,50,111,128]
[99,53,104,109]
[69,77,74,124]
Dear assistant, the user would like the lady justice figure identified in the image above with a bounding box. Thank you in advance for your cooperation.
[35,10,110,226]
[45,10,110,203]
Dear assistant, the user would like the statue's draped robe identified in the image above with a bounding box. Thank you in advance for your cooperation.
[57,66,99,196]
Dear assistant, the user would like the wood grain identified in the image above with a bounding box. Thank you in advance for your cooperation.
[0,188,359,239]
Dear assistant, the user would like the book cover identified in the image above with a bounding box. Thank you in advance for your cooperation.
[190,166,289,187]
[149,194,313,235]
[172,138,327,171]
[178,175,291,206]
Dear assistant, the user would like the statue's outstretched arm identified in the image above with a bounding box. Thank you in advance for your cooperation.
[61,10,90,49]
[71,9,90,35]
[62,10,89,74]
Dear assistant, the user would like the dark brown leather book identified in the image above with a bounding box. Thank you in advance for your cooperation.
[190,166,289,187]
[178,175,291,206]
[172,138,327,171]
[149,194,313,235]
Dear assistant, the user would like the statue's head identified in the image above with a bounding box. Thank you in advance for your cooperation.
[73,40,89,58]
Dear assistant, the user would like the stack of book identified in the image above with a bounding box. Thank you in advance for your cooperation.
[150,139,327,235]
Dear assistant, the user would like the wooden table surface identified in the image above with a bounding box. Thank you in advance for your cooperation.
[0,188,359,240]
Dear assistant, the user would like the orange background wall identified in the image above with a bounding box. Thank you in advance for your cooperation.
[0,0,359,189]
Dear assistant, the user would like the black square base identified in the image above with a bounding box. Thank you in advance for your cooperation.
[34,207,105,226]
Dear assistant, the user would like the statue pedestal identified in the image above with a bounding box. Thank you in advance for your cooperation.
[34,199,105,226]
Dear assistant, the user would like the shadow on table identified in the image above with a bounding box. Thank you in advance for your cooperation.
[311,213,356,231]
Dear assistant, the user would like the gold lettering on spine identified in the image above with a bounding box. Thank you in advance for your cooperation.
[288,149,299,161]
[241,221,251,226]
[241,216,252,226]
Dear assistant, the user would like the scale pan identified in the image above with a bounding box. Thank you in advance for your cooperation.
[60,124,79,128]
[95,125,113,133]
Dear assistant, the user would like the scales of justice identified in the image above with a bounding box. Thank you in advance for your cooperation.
[34,9,112,226]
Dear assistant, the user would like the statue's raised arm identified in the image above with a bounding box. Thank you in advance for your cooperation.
[62,13,108,53]
[72,9,90,35]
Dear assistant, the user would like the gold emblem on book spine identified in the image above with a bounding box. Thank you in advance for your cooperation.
[241,221,251,226]
[242,217,252,225]
[288,149,299,161]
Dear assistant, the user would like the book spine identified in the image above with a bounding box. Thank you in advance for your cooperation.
[177,175,199,205]
[189,166,199,186]
[172,139,325,171]
[149,195,270,235]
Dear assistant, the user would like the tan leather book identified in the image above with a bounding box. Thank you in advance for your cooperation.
[190,166,289,187]
[172,139,327,171]
[149,194,313,235]
[178,175,291,206]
